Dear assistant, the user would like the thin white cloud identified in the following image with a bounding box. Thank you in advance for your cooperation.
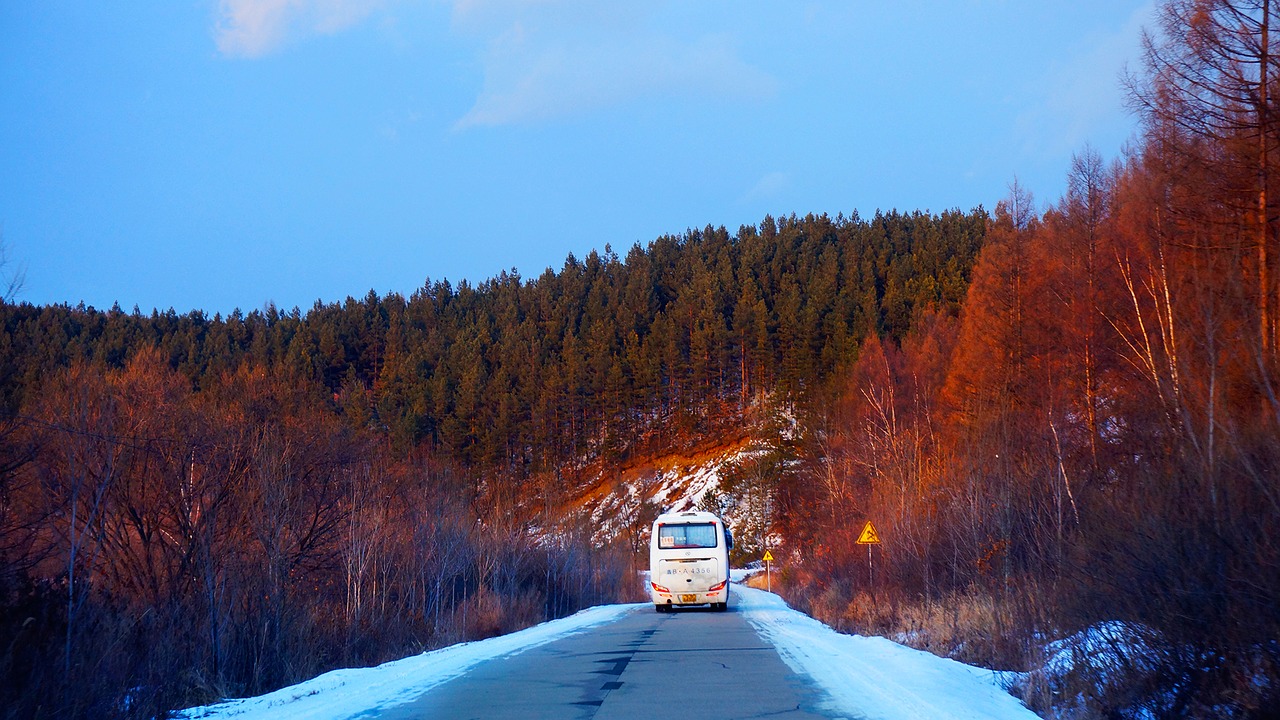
[212,0,775,125]
[451,2,776,129]
[1014,2,1154,159]
[458,34,774,128]
[740,171,790,206]
[215,0,390,58]
[448,0,565,32]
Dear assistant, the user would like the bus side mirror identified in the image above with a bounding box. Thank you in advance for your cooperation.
[725,528,734,550]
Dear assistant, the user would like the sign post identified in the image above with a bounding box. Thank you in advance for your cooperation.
[762,549,774,593]
[855,521,881,586]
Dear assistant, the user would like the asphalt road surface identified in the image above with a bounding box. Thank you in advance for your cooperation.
[374,595,840,720]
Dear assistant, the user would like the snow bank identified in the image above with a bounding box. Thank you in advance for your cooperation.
[178,603,643,720]
[1041,620,1156,679]
[735,584,1039,720]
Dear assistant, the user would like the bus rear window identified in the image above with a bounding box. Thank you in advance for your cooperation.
[657,523,718,549]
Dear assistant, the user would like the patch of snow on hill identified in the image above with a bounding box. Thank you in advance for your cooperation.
[587,441,766,544]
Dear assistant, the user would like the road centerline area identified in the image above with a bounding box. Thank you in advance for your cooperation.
[375,597,839,720]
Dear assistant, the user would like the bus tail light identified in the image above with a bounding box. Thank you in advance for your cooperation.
[708,579,727,593]
[651,582,671,594]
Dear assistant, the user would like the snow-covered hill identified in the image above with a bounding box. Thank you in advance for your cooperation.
[583,437,766,540]
[577,401,799,554]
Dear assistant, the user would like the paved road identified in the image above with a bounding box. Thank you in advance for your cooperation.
[374,596,840,719]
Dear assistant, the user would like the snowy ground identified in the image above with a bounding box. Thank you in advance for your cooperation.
[181,582,1037,720]
[733,584,1038,720]
[177,604,640,720]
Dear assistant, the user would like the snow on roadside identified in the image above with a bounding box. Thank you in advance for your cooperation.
[735,584,1039,720]
[180,578,1038,720]
[178,603,644,720]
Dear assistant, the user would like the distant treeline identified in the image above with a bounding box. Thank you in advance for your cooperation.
[1,209,985,470]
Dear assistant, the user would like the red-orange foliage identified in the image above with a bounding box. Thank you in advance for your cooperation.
[0,352,636,718]
[792,130,1280,715]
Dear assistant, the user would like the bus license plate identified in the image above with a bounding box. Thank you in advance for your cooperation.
[680,594,697,603]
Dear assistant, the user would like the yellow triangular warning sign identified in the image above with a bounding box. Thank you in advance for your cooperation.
[763,550,774,563]
[856,521,881,544]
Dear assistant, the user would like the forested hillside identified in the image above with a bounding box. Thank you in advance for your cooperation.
[0,210,986,717]
[1,211,982,470]
[770,3,1280,713]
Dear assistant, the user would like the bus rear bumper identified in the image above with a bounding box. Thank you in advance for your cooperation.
[650,588,727,607]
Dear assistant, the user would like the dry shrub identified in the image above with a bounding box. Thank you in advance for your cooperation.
[775,567,1036,676]
[888,592,1009,666]
[462,589,505,640]
[804,586,901,638]
[496,591,547,636]
[461,588,557,642]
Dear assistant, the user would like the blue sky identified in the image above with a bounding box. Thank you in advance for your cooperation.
[1,1,1153,315]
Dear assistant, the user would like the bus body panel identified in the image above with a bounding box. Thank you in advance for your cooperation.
[649,510,730,610]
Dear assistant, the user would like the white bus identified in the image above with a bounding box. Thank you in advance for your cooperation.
[648,510,732,612]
